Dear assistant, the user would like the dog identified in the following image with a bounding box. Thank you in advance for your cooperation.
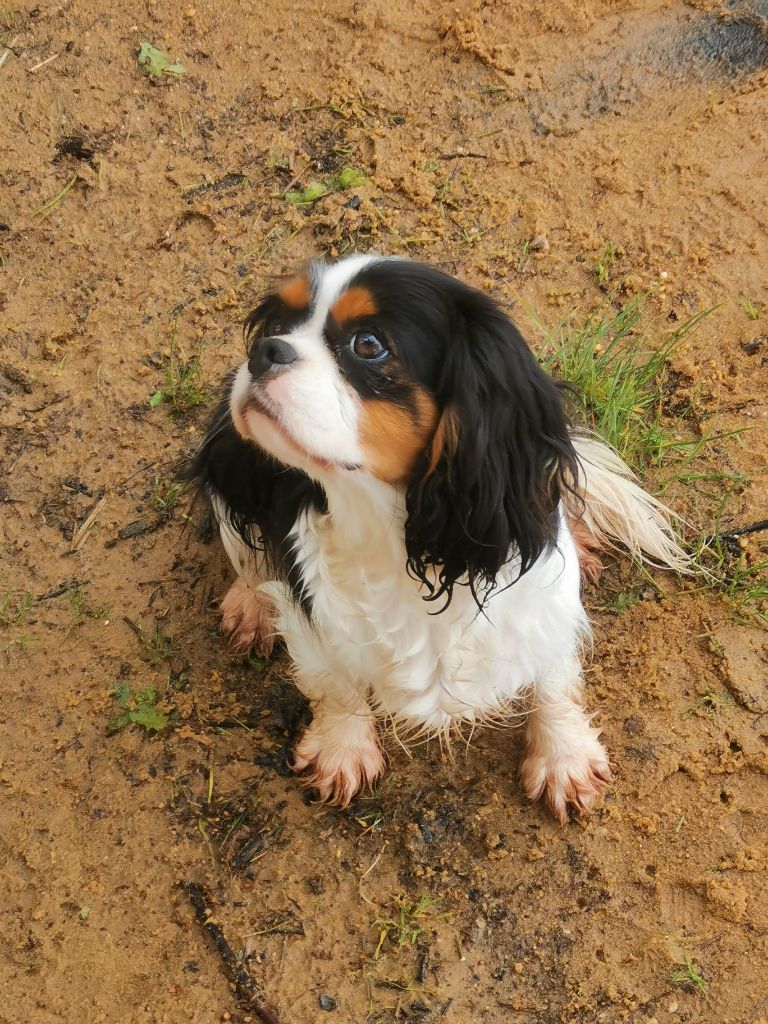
[185,255,688,822]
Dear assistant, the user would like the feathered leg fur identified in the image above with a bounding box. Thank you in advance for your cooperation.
[522,655,612,823]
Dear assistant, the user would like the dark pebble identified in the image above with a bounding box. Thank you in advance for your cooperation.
[741,336,764,356]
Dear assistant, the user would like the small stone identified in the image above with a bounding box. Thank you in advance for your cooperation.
[319,995,337,1011]
[529,234,550,252]
[741,336,764,356]
[622,714,644,736]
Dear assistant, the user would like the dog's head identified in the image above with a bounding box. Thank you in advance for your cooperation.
[231,256,577,604]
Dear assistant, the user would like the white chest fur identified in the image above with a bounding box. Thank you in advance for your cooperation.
[259,478,588,734]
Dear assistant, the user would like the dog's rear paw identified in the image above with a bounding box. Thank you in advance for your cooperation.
[292,712,385,807]
[220,579,276,656]
[520,737,612,825]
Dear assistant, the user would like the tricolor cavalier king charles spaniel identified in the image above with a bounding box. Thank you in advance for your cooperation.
[186,256,687,823]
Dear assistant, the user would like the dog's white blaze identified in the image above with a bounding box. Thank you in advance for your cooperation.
[229,256,379,472]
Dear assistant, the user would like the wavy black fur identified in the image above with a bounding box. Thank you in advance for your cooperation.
[350,261,579,607]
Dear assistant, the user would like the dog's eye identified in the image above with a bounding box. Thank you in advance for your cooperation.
[350,330,388,360]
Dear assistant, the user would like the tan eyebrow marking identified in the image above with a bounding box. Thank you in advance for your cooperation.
[278,275,311,309]
[330,286,378,324]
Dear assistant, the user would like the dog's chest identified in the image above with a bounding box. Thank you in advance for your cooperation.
[284,508,582,726]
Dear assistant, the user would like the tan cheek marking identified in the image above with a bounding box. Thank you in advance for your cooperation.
[360,391,438,484]
[330,286,377,325]
[278,275,311,309]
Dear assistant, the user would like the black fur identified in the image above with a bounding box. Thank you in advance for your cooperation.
[180,378,325,613]
[347,260,579,607]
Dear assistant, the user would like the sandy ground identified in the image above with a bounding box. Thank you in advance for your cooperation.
[1,1,768,1022]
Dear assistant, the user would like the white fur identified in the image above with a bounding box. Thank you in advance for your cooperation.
[570,432,691,572]
[229,256,376,475]
[218,470,596,815]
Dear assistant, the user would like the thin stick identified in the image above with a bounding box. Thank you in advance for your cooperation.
[438,151,488,160]
[33,175,78,220]
[28,52,61,73]
[71,494,107,550]
[183,882,280,1024]
[281,158,313,197]
[0,35,18,70]
[713,518,768,542]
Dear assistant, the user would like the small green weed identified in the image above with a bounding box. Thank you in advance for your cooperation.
[604,588,644,615]
[671,957,708,994]
[594,243,618,289]
[137,42,185,78]
[691,526,768,624]
[285,166,367,205]
[374,895,435,958]
[65,583,109,638]
[0,634,38,655]
[149,323,207,417]
[137,623,180,665]
[107,683,172,734]
[0,591,33,626]
[682,691,735,717]
[740,298,761,321]
[536,298,712,468]
[153,476,184,517]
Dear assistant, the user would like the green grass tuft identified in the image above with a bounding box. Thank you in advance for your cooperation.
[64,583,109,638]
[594,242,618,289]
[691,530,768,625]
[152,476,185,517]
[533,298,768,620]
[0,591,33,626]
[374,895,435,959]
[536,298,712,469]
[740,297,761,321]
[149,322,207,417]
[136,623,180,665]
[671,957,708,994]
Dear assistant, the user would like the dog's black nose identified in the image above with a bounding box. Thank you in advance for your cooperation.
[248,336,299,379]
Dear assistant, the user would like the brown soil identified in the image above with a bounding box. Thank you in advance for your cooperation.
[2,1,767,1022]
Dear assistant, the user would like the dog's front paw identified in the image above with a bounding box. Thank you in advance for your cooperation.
[520,734,612,825]
[292,712,385,807]
[220,579,276,656]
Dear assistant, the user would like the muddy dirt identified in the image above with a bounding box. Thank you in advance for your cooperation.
[1,1,767,1022]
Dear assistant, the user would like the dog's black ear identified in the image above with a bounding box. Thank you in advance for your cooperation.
[405,289,577,607]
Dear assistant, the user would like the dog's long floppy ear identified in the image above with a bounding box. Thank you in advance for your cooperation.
[405,288,578,607]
